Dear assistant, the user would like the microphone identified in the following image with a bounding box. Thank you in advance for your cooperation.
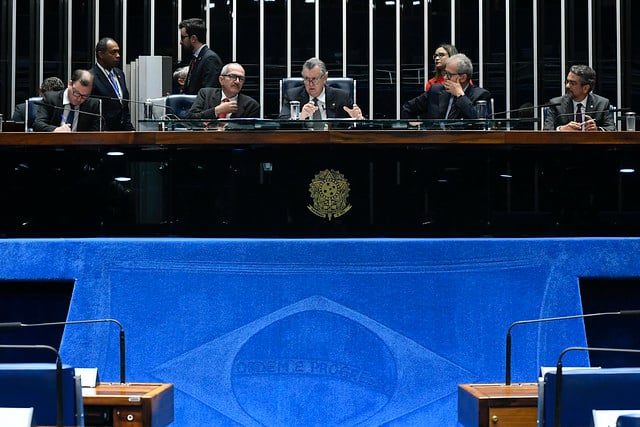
[504,309,640,385]
[553,346,640,427]
[0,344,64,427]
[33,100,104,131]
[492,102,561,117]
[89,94,175,117]
[0,318,126,384]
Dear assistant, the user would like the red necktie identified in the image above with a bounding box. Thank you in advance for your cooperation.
[218,98,229,119]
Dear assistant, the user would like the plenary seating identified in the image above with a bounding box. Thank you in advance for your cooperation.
[25,97,43,132]
[279,77,356,112]
[165,94,197,119]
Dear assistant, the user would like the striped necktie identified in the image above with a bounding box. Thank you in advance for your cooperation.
[108,71,121,98]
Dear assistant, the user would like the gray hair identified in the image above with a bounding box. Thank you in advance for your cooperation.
[447,53,473,79]
[220,62,244,76]
[569,64,596,90]
[301,57,327,76]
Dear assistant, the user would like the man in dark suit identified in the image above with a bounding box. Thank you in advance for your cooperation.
[12,77,64,122]
[543,64,615,131]
[33,69,101,132]
[89,37,135,131]
[179,18,223,95]
[278,57,364,120]
[186,62,260,119]
[401,53,491,120]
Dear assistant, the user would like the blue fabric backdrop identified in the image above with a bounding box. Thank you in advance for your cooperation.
[1,238,639,426]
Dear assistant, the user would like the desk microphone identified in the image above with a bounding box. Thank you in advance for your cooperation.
[504,309,640,385]
[0,318,126,384]
[33,100,104,131]
[0,343,64,427]
[492,102,561,117]
[554,346,640,427]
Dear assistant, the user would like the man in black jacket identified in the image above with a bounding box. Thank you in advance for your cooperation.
[401,53,491,120]
[186,62,260,119]
[278,57,363,120]
[179,18,223,95]
[90,37,135,131]
[33,69,101,132]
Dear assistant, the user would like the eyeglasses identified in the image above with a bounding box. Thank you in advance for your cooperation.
[303,74,326,84]
[222,74,245,82]
[565,79,583,86]
[443,71,459,78]
[71,86,90,99]
[433,52,448,59]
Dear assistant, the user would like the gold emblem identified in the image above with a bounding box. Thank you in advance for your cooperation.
[307,169,352,220]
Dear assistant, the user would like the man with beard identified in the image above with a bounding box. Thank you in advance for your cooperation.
[179,18,223,94]
[543,64,615,131]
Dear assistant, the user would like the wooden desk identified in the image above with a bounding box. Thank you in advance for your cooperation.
[458,383,538,427]
[82,383,173,427]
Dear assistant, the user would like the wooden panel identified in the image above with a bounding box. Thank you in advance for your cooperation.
[458,383,538,427]
[489,407,537,426]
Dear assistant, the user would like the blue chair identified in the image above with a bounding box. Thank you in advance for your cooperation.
[279,77,356,112]
[25,96,43,132]
[165,94,197,119]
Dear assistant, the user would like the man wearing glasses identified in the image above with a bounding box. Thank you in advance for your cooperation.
[179,18,223,95]
[186,62,260,119]
[279,57,363,120]
[543,64,615,131]
[401,53,491,120]
[33,69,101,132]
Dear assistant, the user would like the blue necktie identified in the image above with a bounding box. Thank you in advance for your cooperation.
[108,71,121,98]
[66,106,75,125]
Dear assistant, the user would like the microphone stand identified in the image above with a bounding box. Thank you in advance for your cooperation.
[554,346,640,427]
[33,101,105,132]
[504,310,640,385]
[0,344,64,427]
[5,318,127,384]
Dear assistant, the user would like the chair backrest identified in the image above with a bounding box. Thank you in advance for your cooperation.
[279,77,356,112]
[25,97,43,132]
[165,94,197,119]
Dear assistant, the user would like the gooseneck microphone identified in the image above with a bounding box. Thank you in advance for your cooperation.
[504,309,640,385]
[89,94,176,116]
[0,344,64,427]
[554,346,640,427]
[492,102,561,117]
[0,318,126,384]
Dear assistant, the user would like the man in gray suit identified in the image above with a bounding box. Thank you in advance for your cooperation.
[543,64,615,131]
[185,62,260,119]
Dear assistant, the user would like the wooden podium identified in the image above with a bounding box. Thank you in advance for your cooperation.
[82,382,173,427]
[458,383,538,427]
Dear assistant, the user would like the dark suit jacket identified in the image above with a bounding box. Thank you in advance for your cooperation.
[89,65,135,131]
[543,93,615,131]
[183,46,223,95]
[278,85,353,119]
[401,84,492,119]
[12,103,26,122]
[33,89,101,132]
[185,87,260,119]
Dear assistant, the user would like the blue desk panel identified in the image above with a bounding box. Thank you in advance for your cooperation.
[2,238,640,425]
